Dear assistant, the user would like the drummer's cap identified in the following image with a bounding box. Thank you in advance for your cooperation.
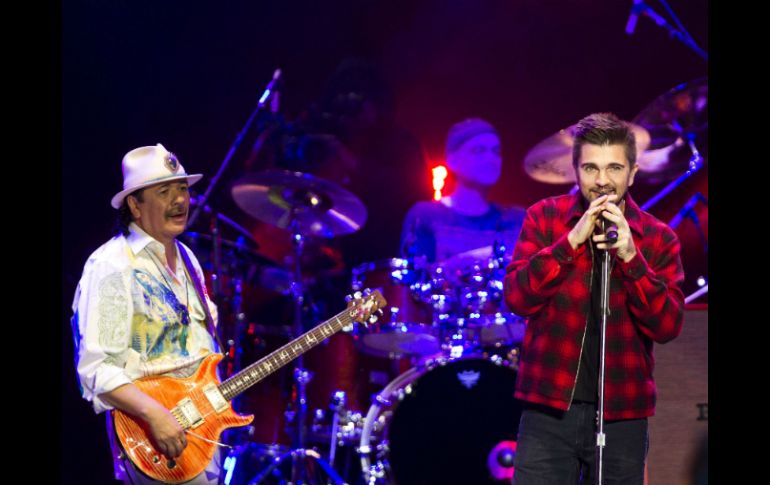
[110,143,203,209]
[445,118,499,157]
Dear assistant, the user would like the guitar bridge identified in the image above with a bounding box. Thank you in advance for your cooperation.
[174,398,204,429]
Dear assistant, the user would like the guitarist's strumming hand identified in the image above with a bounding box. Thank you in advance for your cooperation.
[144,404,188,459]
[100,383,187,459]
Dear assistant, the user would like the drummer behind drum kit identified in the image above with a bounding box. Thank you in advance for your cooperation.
[183,77,706,485]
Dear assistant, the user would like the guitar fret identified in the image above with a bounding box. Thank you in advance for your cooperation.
[218,294,379,402]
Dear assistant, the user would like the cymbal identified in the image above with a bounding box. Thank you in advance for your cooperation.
[231,170,367,237]
[633,77,707,149]
[523,123,651,184]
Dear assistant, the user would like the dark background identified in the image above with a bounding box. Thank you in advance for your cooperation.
[61,1,708,483]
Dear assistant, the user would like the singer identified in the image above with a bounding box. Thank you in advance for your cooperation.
[504,112,684,484]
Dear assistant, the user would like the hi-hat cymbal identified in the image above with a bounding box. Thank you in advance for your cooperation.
[523,123,651,184]
[231,170,367,237]
[633,77,707,149]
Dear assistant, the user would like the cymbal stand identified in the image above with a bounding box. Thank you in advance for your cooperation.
[191,205,246,382]
[249,449,344,485]
[669,192,708,254]
[289,215,310,482]
[641,134,704,212]
[624,0,708,61]
[251,209,344,484]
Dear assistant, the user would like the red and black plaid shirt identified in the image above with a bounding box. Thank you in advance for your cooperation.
[504,192,684,420]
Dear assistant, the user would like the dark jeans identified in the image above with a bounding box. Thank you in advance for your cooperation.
[512,402,648,485]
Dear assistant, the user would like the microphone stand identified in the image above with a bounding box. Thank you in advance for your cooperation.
[595,232,613,485]
[187,68,281,229]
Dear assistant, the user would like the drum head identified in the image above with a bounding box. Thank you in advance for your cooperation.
[387,358,522,485]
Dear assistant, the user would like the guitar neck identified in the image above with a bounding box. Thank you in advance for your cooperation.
[217,308,355,401]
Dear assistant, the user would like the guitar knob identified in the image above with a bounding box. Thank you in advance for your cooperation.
[167,459,176,469]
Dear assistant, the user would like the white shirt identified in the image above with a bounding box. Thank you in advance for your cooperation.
[71,223,218,414]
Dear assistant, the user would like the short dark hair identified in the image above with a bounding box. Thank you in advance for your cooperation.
[114,189,145,236]
[572,112,637,168]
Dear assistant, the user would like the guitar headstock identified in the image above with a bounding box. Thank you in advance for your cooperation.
[346,289,387,327]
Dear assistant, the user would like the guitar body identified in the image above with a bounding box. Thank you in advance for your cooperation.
[110,290,386,483]
[112,354,254,484]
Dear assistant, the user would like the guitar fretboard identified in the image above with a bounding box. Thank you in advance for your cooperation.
[218,309,356,401]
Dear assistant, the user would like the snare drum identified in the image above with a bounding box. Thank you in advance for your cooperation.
[359,356,523,485]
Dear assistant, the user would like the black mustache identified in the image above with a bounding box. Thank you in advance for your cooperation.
[166,208,187,217]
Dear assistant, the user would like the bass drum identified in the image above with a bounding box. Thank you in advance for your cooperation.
[359,356,523,485]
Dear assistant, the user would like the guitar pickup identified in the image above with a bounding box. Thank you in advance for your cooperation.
[175,398,204,429]
[203,384,229,414]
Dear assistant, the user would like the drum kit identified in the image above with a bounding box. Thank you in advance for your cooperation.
[181,76,707,484]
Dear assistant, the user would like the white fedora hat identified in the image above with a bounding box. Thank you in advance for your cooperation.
[111,143,203,209]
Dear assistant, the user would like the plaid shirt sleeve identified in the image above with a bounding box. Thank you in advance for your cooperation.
[617,222,685,343]
[504,201,585,316]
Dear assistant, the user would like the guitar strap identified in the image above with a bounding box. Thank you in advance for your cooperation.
[177,241,224,354]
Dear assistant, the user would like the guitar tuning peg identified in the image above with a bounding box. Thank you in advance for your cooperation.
[368,314,378,324]
[344,294,353,303]
[363,288,372,296]
[353,291,363,300]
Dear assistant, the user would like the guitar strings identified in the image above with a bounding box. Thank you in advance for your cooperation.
[184,430,233,449]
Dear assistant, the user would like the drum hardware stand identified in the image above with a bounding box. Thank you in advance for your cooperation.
[624,0,708,61]
[249,448,344,485]
[250,210,344,485]
[187,201,259,379]
[327,391,347,468]
[227,165,367,484]
[669,192,708,254]
[641,135,704,212]
[684,284,708,304]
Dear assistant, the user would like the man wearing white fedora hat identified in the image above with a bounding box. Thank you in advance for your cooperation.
[71,143,222,484]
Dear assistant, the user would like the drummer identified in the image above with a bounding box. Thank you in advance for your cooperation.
[400,118,526,266]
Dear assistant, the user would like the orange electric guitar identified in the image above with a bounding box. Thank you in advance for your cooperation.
[112,290,386,483]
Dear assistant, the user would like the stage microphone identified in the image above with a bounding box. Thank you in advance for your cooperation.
[603,218,618,244]
[625,0,643,35]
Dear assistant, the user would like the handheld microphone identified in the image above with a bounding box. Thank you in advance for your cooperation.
[601,194,623,244]
[604,219,618,244]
